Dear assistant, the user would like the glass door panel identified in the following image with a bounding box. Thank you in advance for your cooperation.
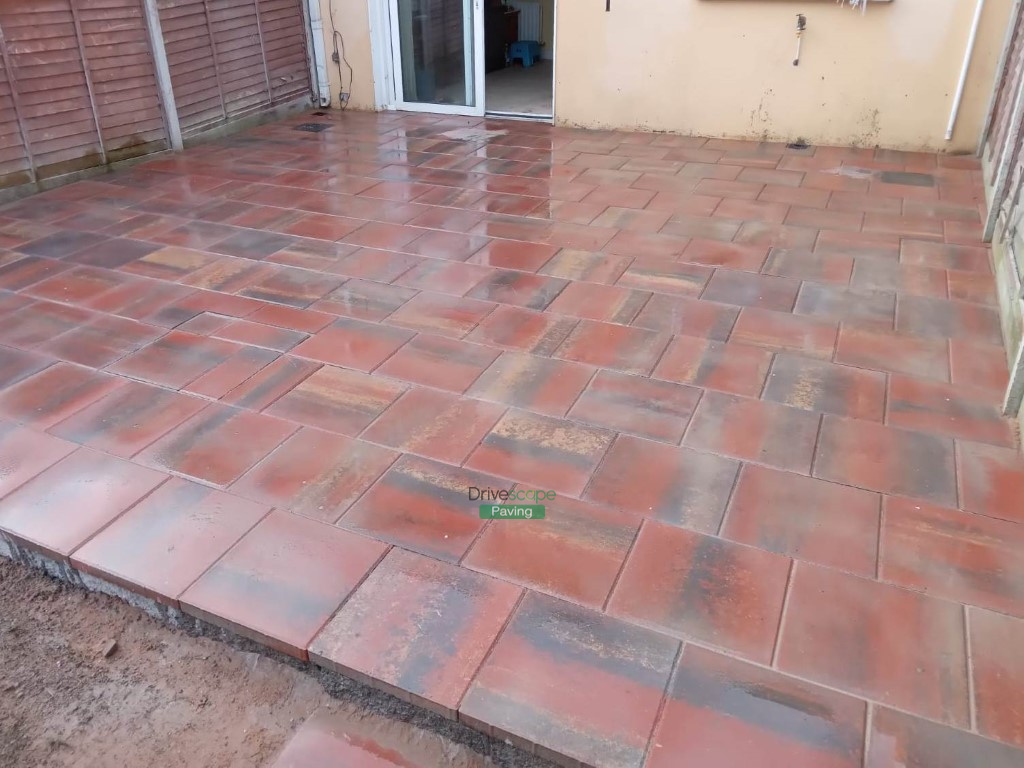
[389,0,484,115]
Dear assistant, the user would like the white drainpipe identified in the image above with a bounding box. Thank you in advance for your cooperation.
[306,0,332,107]
[946,0,986,141]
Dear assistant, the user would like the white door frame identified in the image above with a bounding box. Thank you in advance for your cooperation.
[550,0,557,120]
[368,0,394,109]
[370,0,485,116]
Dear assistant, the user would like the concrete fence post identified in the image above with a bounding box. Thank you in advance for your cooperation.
[141,0,183,151]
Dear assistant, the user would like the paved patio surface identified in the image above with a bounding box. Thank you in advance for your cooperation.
[0,110,1023,767]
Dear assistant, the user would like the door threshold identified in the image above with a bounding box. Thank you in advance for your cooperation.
[485,110,553,123]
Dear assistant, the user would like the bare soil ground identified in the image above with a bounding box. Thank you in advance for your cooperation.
[0,558,533,768]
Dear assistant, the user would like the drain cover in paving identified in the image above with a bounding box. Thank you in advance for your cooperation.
[294,123,331,133]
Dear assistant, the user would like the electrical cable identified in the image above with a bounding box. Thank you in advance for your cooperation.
[328,1,355,109]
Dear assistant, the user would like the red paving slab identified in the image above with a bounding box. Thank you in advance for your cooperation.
[136,403,298,487]
[466,408,614,496]
[71,477,268,605]
[567,369,701,443]
[585,434,738,532]
[969,607,1024,747]
[464,494,640,609]
[461,591,678,768]
[654,334,773,397]
[880,496,1024,615]
[36,313,163,367]
[865,707,1024,768]
[0,362,123,428]
[230,427,398,521]
[310,548,521,719]
[778,563,970,727]
[315,276,411,322]
[340,454,496,561]
[0,423,76,497]
[607,520,791,663]
[0,110,1022,767]
[648,646,866,768]
[182,509,387,659]
[722,463,880,576]
[49,380,207,458]
[466,349,594,416]
[0,448,166,557]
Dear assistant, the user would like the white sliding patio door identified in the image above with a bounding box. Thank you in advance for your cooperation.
[387,0,485,116]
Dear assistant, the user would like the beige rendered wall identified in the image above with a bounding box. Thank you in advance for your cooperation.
[553,0,1013,151]
[320,0,1013,151]
[319,0,377,110]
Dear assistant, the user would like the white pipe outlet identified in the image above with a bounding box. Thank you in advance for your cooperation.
[947,0,986,141]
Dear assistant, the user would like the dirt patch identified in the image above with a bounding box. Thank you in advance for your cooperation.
[0,556,338,767]
[0,558,542,768]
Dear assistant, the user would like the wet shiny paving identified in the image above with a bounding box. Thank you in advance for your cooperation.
[0,110,1022,767]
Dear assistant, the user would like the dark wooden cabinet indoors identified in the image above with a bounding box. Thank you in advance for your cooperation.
[484,0,519,72]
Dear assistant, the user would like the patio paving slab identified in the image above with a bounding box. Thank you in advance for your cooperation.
[0,110,1022,767]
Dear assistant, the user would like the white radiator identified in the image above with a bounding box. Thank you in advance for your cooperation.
[508,1,542,43]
